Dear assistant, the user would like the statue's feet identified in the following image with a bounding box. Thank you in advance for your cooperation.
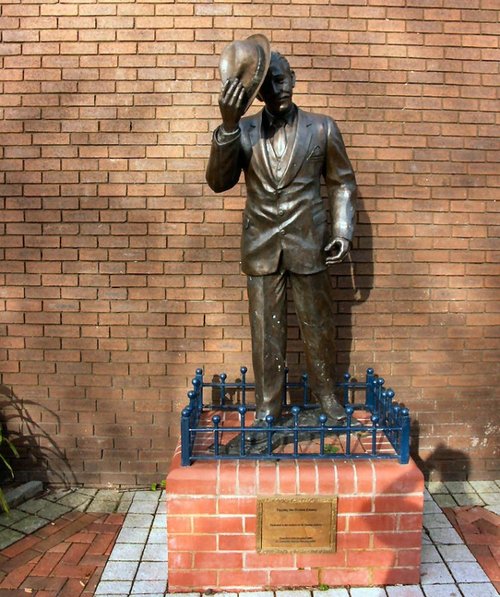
[319,396,362,428]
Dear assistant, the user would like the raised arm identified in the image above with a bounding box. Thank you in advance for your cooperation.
[206,79,247,193]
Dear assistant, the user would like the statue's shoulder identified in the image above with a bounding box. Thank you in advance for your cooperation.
[299,108,336,127]
[300,109,342,140]
[239,111,261,133]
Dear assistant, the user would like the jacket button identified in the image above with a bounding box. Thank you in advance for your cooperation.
[280,229,286,235]
[278,209,284,216]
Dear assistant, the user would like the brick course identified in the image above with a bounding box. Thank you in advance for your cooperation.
[0,1,498,485]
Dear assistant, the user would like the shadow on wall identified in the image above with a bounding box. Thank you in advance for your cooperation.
[412,420,471,481]
[0,384,77,486]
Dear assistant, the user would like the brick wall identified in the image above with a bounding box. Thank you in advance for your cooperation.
[0,1,498,486]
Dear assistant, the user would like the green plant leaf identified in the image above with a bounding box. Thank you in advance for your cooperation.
[323,445,339,454]
[0,453,14,478]
[4,438,19,459]
[0,489,9,514]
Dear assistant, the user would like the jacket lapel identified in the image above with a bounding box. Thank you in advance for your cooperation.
[279,108,313,189]
[248,111,275,187]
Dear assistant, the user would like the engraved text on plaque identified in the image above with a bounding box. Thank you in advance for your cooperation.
[257,497,337,553]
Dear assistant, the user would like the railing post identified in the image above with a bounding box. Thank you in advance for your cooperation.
[345,405,354,456]
[291,405,301,456]
[181,408,191,466]
[282,367,289,406]
[240,366,247,407]
[266,415,274,455]
[391,404,400,447]
[384,389,395,427]
[399,408,410,464]
[195,368,204,409]
[319,413,327,455]
[375,377,384,418]
[371,414,379,456]
[365,368,375,410]
[187,390,197,413]
[381,390,388,425]
[220,372,227,407]
[302,373,309,406]
[343,372,351,407]
[238,405,247,457]
[212,415,221,457]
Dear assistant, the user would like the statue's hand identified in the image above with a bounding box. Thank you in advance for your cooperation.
[219,78,246,133]
[324,237,351,266]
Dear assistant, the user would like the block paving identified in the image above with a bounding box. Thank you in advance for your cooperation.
[0,482,497,596]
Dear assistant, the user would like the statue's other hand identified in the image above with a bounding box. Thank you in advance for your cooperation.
[219,78,247,133]
[324,238,351,266]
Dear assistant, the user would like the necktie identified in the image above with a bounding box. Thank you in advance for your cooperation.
[271,119,287,159]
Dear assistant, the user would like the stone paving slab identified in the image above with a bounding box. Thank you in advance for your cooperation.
[3,481,43,509]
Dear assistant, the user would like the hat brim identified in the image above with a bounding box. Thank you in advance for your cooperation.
[219,34,271,114]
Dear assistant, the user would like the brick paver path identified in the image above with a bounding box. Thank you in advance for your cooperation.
[444,505,500,593]
[0,511,124,596]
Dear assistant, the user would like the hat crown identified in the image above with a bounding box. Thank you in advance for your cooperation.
[219,34,271,114]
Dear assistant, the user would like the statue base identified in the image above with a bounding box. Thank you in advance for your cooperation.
[166,444,424,591]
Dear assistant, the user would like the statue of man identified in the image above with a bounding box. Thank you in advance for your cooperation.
[206,36,357,427]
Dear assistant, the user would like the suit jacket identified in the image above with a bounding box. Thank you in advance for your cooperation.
[206,107,357,276]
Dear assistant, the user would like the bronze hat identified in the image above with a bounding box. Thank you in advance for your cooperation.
[219,34,271,114]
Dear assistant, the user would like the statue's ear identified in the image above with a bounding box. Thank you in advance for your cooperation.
[291,70,296,88]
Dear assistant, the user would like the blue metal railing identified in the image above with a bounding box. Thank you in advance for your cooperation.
[180,367,411,466]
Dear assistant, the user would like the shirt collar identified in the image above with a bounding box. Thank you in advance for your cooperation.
[264,104,297,128]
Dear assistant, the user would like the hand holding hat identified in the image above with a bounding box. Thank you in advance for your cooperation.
[219,78,247,133]
[218,34,271,130]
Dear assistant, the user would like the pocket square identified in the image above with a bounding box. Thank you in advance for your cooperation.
[308,145,323,159]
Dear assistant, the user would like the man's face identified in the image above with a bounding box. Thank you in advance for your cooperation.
[259,58,295,116]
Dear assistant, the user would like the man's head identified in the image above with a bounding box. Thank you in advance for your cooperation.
[257,51,296,116]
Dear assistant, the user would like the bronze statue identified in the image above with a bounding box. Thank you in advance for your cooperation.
[206,35,357,428]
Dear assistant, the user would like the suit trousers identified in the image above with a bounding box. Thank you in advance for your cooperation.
[247,268,341,422]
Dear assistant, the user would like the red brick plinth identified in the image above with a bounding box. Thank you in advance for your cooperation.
[166,449,424,591]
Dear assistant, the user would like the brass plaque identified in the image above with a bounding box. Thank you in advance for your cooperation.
[256,496,337,553]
